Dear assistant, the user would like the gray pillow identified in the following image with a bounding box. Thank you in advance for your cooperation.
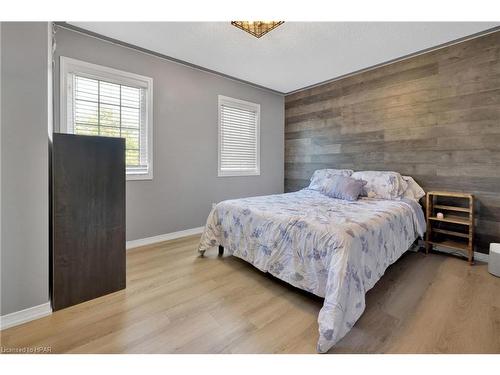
[321,175,367,201]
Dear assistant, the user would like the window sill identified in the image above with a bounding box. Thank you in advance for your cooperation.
[218,170,260,177]
[127,172,153,181]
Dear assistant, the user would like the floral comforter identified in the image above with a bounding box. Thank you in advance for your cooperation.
[198,190,425,353]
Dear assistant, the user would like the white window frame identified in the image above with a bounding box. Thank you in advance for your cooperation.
[60,56,154,181]
[218,95,260,177]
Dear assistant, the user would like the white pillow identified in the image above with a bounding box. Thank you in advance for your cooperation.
[351,171,408,200]
[401,176,426,201]
[308,169,354,191]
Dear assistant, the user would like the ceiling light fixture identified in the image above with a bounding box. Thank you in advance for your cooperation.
[231,21,284,38]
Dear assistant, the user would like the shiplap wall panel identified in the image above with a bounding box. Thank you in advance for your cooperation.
[284,31,500,254]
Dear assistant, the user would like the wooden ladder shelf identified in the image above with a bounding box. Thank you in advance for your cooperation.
[425,191,475,264]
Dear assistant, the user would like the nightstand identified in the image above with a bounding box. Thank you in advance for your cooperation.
[425,191,475,264]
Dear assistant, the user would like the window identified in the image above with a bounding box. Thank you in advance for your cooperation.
[60,57,153,180]
[218,95,260,176]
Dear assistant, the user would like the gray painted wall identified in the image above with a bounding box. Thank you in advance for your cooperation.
[1,22,50,315]
[53,26,284,241]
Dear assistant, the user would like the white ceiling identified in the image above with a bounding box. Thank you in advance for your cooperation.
[69,22,499,94]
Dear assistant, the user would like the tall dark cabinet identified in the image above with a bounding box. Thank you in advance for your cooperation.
[51,133,126,311]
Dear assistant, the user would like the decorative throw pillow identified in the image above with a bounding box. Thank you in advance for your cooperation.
[351,171,408,200]
[401,176,426,201]
[308,169,354,191]
[321,175,367,201]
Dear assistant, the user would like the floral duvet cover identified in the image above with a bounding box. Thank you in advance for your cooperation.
[198,189,425,353]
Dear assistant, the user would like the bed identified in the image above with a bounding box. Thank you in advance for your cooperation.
[198,188,425,353]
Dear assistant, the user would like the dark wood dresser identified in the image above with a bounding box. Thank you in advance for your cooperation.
[51,133,126,311]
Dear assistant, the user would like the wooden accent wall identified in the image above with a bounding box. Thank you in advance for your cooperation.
[285,31,500,254]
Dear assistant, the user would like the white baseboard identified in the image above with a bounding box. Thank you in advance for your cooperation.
[474,251,489,262]
[415,239,489,263]
[0,302,52,330]
[432,245,489,263]
[126,226,204,250]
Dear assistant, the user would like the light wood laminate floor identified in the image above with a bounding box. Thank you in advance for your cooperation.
[1,235,499,354]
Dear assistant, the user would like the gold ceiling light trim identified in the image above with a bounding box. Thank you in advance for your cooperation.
[231,21,284,38]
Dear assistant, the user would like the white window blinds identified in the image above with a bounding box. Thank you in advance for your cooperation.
[218,96,260,176]
[72,76,147,170]
[60,57,153,180]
